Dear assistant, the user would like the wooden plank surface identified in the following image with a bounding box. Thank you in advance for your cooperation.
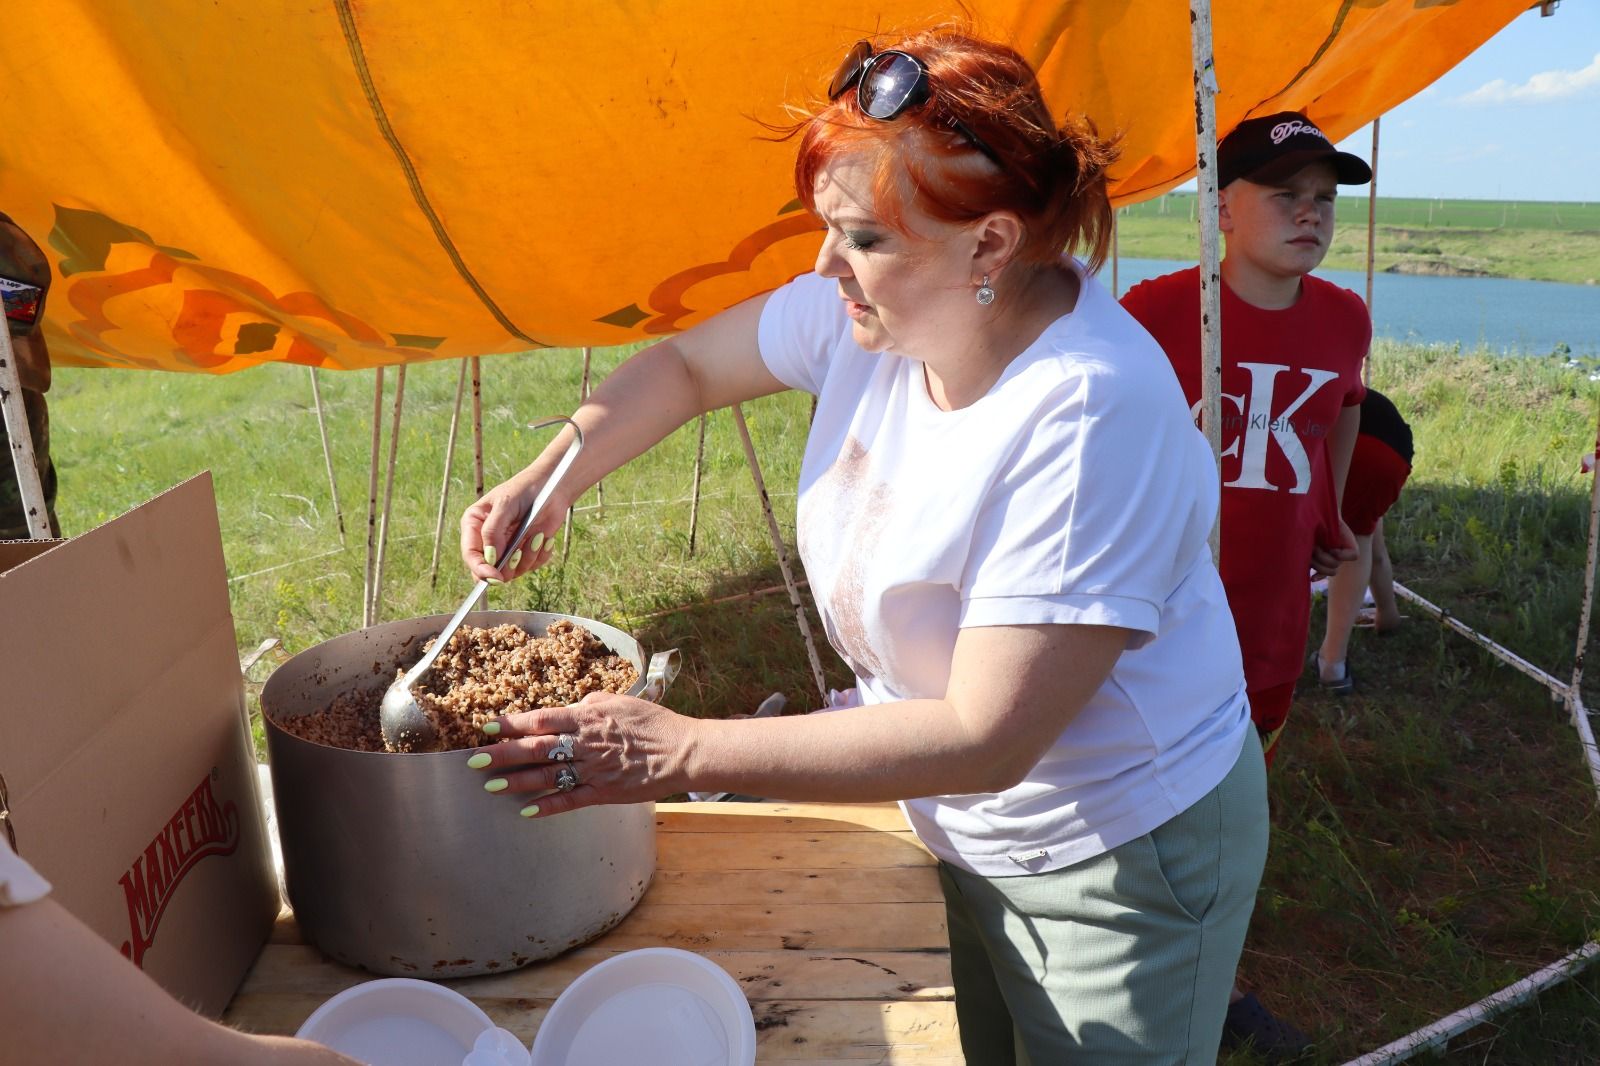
[225,801,961,1061]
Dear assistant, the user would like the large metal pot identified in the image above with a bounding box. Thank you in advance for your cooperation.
[262,610,669,978]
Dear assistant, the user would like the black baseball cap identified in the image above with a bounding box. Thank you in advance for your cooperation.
[1218,111,1372,188]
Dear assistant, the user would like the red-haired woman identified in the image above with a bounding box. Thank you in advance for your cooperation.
[461,28,1267,1062]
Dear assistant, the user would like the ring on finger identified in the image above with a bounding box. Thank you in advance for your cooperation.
[550,733,576,763]
[554,765,580,793]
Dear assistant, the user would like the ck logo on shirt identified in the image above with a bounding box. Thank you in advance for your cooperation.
[1190,362,1339,494]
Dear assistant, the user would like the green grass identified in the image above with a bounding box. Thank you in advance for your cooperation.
[1115,193,1600,285]
[45,340,1600,1061]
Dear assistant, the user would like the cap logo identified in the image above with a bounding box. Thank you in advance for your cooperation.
[1269,119,1329,146]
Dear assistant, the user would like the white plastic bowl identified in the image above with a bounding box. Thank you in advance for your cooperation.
[530,948,756,1066]
[296,977,497,1065]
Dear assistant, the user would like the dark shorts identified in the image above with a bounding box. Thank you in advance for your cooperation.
[1341,433,1411,537]
[0,388,60,539]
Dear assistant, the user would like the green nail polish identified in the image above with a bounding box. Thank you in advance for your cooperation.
[481,721,501,735]
[484,778,509,793]
[483,544,498,566]
[507,549,522,570]
[519,804,540,818]
[487,577,504,586]
[466,753,492,770]
[529,532,545,553]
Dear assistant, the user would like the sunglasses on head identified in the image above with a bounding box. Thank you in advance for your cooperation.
[827,40,1004,168]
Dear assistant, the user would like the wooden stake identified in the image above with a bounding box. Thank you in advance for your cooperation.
[1570,402,1600,759]
[581,347,604,510]
[732,403,828,704]
[471,356,484,499]
[688,413,709,557]
[370,365,406,624]
[363,366,384,627]
[429,359,469,588]
[308,368,347,547]
[1110,210,1119,297]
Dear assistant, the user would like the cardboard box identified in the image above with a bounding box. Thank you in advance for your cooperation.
[0,473,278,1016]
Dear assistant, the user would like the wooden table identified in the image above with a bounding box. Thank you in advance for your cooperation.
[224,802,961,1063]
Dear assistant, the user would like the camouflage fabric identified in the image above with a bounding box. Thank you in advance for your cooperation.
[0,387,59,539]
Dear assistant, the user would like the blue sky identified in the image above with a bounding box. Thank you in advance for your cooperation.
[1331,2,1599,203]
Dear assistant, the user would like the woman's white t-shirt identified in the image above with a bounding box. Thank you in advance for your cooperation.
[757,262,1251,877]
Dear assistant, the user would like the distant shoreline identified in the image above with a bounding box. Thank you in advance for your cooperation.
[1114,193,1600,286]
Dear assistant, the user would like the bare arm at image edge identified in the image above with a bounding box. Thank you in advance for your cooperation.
[0,896,358,1065]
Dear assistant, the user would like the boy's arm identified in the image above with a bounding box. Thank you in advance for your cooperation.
[1330,402,1361,504]
[1310,403,1363,576]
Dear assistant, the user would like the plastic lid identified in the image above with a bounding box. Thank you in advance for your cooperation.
[530,948,756,1066]
[296,977,497,1065]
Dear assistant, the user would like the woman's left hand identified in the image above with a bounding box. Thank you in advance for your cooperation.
[463,691,695,817]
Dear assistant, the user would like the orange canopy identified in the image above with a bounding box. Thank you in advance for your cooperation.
[1,1,1526,373]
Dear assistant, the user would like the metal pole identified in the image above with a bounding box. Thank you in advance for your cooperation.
[687,413,709,557]
[429,359,469,588]
[363,366,384,627]
[308,368,347,547]
[1189,0,1223,560]
[732,403,828,704]
[1365,117,1380,386]
[0,326,49,538]
[370,365,406,624]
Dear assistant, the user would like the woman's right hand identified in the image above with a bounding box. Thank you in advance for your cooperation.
[459,471,569,584]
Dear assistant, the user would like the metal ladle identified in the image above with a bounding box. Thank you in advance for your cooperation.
[379,417,585,753]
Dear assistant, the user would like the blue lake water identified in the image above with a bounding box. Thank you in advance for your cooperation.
[1100,258,1600,357]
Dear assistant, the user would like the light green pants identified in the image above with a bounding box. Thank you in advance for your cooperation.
[939,730,1268,1065]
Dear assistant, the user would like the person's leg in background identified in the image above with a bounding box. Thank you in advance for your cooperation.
[1316,532,1374,693]
[1367,518,1403,632]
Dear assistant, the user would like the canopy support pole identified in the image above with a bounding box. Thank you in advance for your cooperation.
[0,327,50,539]
[1189,0,1223,559]
[732,402,827,705]
[688,414,709,557]
[370,364,406,625]
[429,359,469,589]
[308,368,347,547]
[363,367,384,627]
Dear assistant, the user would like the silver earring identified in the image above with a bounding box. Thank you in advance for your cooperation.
[975,275,995,305]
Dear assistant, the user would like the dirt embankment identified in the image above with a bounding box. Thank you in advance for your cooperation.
[1384,258,1501,278]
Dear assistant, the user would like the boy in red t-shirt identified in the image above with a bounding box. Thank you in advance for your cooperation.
[1122,111,1373,1059]
[1122,112,1371,763]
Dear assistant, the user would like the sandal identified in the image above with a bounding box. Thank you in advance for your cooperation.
[1222,992,1313,1061]
[1311,653,1355,696]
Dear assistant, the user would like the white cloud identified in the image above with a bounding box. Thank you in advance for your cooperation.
[1441,143,1503,164]
[1455,52,1600,104]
